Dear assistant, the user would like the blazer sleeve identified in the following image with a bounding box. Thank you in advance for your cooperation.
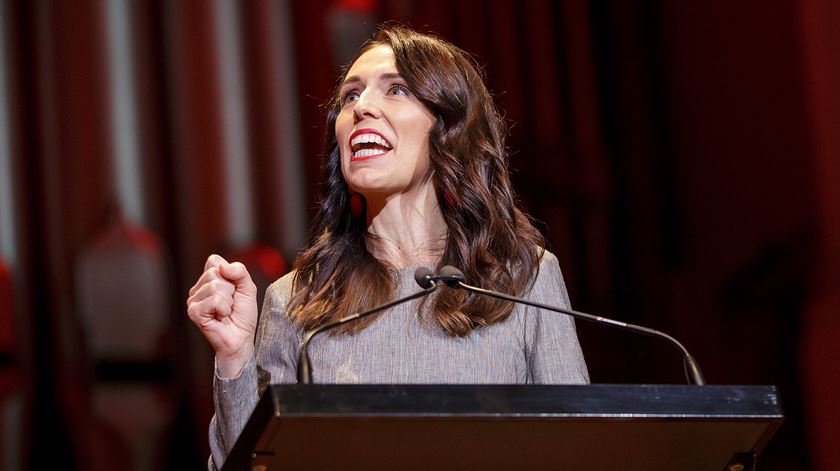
[208,274,301,470]
[523,250,590,384]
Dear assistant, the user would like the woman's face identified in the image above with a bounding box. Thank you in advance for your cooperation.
[335,45,437,199]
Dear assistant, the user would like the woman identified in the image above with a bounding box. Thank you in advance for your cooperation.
[187,25,589,468]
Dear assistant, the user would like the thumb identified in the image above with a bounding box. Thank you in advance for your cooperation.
[219,262,257,296]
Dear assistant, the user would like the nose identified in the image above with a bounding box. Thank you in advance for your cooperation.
[353,89,382,123]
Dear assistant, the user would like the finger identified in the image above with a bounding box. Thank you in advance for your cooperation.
[204,253,230,272]
[187,293,234,325]
[189,266,224,297]
[218,262,258,297]
[187,278,235,306]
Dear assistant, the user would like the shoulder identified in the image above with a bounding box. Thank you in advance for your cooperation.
[537,248,560,270]
[263,270,297,313]
[532,248,562,288]
[257,270,303,341]
[528,249,571,309]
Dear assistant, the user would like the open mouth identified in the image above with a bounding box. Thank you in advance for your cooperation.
[350,129,393,161]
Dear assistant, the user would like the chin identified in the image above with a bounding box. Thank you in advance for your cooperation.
[345,169,383,191]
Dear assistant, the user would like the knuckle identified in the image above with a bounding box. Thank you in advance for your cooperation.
[200,268,218,284]
[209,279,232,292]
[205,254,224,270]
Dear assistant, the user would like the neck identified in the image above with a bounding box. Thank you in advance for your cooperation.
[363,183,447,268]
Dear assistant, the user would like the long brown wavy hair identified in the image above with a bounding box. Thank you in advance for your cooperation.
[287,24,545,336]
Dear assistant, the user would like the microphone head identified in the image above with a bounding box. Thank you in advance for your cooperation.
[414,267,435,289]
[437,265,465,287]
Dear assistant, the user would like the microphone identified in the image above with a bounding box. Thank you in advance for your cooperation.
[296,267,438,384]
[414,266,436,289]
[433,266,706,385]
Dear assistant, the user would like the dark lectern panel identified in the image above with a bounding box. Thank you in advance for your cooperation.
[259,418,770,471]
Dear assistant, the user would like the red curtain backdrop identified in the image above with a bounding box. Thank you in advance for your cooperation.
[0,0,836,468]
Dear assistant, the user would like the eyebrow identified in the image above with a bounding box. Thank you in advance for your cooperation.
[341,72,405,87]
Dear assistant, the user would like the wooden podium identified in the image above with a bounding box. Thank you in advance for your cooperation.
[221,384,782,471]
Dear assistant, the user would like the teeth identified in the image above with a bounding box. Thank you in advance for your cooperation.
[351,133,392,148]
[353,148,388,158]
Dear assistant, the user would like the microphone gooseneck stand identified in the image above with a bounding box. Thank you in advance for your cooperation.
[433,266,706,385]
[296,267,438,384]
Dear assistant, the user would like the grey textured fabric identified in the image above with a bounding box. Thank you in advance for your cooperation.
[208,250,589,469]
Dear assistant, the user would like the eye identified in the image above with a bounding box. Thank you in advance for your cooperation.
[340,90,360,105]
[389,84,410,96]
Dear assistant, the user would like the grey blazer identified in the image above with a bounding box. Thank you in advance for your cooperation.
[208,250,589,469]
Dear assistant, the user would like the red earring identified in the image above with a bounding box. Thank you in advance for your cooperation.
[444,189,459,207]
[349,190,364,218]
